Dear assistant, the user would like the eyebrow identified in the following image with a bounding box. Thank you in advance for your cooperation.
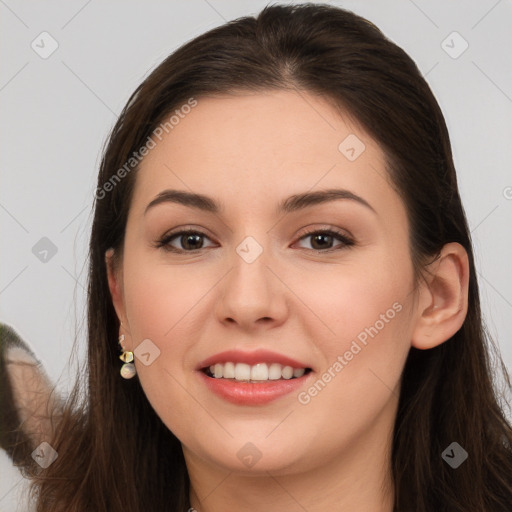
[144,188,376,216]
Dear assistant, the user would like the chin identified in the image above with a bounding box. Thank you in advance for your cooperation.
[184,432,314,476]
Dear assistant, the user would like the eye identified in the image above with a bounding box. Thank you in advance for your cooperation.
[154,227,355,254]
[295,228,354,252]
[155,229,216,252]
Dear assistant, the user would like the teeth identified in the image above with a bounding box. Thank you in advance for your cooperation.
[223,361,235,379]
[235,363,251,381]
[268,363,282,380]
[282,365,293,379]
[293,368,305,378]
[207,362,308,381]
[214,363,223,378]
[251,363,269,381]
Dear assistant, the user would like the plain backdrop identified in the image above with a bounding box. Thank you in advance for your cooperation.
[1,1,511,510]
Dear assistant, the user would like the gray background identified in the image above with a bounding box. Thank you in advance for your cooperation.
[1,1,511,509]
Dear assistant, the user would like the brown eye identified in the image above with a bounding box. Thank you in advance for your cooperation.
[296,229,354,252]
[156,230,216,252]
[179,233,204,250]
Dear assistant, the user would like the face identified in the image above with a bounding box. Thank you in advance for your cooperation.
[109,90,420,476]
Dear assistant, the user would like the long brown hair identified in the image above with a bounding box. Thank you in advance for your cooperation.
[16,3,512,510]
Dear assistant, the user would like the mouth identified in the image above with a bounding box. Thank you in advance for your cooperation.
[202,362,313,383]
[196,349,314,405]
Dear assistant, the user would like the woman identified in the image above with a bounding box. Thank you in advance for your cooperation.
[2,3,511,511]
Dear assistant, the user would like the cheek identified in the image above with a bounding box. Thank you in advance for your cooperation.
[122,251,211,345]
[120,257,203,432]
[294,276,412,445]
[298,253,414,415]
[302,255,413,404]
[303,255,412,349]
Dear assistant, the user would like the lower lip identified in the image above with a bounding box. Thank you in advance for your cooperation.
[198,371,311,405]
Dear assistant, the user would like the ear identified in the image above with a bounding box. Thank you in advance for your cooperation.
[411,242,469,350]
[105,248,127,329]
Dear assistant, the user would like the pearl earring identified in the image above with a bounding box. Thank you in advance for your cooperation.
[118,334,136,379]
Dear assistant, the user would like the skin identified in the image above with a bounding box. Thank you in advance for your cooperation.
[106,90,469,511]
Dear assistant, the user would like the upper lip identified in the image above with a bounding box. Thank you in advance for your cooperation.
[197,349,311,370]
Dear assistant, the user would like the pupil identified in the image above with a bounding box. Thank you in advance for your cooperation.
[183,234,202,250]
[312,234,332,250]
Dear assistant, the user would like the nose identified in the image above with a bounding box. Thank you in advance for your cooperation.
[214,242,288,331]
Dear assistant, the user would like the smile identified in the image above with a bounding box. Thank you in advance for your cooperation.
[203,362,311,382]
[196,349,314,405]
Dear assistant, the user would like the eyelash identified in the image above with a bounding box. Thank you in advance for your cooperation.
[154,227,355,254]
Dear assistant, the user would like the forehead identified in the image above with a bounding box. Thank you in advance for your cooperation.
[131,90,400,220]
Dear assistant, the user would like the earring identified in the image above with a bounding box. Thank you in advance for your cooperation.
[118,334,136,379]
